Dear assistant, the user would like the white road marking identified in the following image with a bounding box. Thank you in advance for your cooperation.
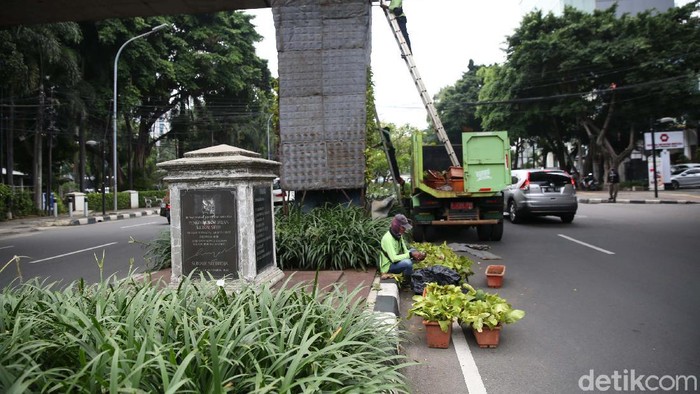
[120,221,158,229]
[557,234,615,255]
[0,245,14,250]
[452,321,488,394]
[28,242,118,264]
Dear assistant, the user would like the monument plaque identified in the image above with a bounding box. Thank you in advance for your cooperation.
[253,186,274,271]
[181,189,238,278]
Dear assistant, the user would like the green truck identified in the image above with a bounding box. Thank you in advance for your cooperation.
[408,131,511,242]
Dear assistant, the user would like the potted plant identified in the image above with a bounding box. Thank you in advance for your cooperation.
[459,286,525,348]
[485,264,506,288]
[407,283,470,348]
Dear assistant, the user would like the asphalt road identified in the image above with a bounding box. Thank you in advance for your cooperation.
[0,216,169,288]
[401,203,700,394]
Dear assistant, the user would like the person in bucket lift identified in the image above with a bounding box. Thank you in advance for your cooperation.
[381,0,412,54]
[379,214,425,284]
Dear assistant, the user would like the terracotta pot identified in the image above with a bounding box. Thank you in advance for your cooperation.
[423,320,452,349]
[485,264,506,288]
[473,325,501,348]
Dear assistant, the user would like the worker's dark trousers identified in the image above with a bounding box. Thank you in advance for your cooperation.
[396,16,412,53]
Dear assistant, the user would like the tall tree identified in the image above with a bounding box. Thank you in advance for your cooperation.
[476,2,700,176]
[434,60,483,143]
[0,23,81,208]
[93,12,273,188]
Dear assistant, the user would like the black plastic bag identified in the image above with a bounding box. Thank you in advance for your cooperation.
[411,265,461,295]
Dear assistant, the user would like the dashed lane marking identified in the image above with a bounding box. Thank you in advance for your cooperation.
[28,242,118,264]
[558,234,615,255]
[453,321,488,394]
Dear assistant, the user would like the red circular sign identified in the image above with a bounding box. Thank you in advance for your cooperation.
[660,134,669,142]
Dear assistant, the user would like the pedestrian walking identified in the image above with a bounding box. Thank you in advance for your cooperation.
[607,167,620,202]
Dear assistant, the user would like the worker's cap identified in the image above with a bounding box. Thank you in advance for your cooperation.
[392,214,412,231]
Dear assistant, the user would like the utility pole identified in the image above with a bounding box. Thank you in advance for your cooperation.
[34,84,45,211]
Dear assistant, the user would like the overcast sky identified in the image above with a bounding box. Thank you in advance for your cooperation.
[246,0,694,129]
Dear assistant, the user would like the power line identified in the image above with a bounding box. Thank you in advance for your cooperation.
[465,75,691,106]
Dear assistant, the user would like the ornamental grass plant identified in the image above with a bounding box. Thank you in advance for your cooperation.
[0,275,410,393]
[275,204,390,271]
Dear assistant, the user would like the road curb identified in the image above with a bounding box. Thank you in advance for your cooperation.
[69,209,160,225]
[577,198,697,204]
[368,275,401,353]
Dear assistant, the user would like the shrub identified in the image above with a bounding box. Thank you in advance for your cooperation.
[86,192,132,212]
[131,230,172,271]
[0,276,410,393]
[0,186,38,220]
[275,204,391,271]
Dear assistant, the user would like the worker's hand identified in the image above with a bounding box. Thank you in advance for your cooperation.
[411,250,426,261]
[380,3,388,10]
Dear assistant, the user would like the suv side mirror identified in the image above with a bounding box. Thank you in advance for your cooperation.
[511,176,518,184]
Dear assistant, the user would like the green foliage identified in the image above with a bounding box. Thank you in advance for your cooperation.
[0,186,37,220]
[407,283,469,332]
[620,180,646,189]
[411,242,474,281]
[275,205,391,271]
[476,3,700,168]
[459,284,525,332]
[86,192,132,212]
[434,59,484,142]
[409,283,525,334]
[131,230,172,271]
[0,276,411,393]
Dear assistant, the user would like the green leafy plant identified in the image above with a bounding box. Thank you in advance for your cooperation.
[0,275,412,392]
[407,283,472,332]
[130,230,172,271]
[459,284,525,332]
[411,241,474,280]
[408,283,525,334]
[275,204,390,271]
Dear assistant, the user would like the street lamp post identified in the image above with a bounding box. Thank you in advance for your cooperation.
[113,23,169,212]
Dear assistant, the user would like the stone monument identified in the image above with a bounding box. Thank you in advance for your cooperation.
[156,144,283,289]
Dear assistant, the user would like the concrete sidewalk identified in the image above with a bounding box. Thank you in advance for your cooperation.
[577,189,700,204]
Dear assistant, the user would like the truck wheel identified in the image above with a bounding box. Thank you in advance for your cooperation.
[491,221,504,241]
[476,225,492,241]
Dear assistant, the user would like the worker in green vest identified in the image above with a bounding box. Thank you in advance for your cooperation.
[381,0,412,53]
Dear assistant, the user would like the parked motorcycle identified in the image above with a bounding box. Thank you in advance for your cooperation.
[580,173,599,191]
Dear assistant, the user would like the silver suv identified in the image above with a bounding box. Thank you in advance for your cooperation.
[503,169,578,224]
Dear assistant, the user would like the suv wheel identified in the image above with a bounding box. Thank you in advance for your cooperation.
[560,213,575,223]
[671,180,679,190]
[508,200,522,224]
